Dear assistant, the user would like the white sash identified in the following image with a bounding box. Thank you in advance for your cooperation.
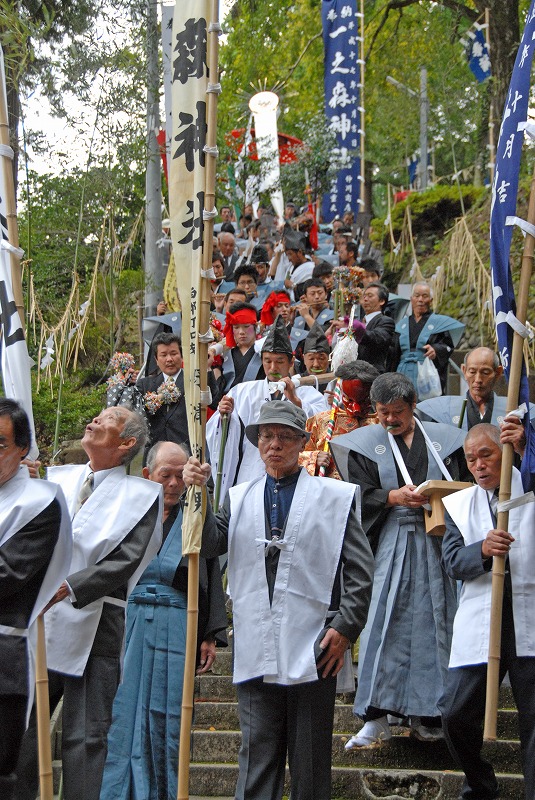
[387,417,453,485]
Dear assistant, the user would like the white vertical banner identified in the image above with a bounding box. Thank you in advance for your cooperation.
[161,2,174,164]
[249,91,284,220]
[0,46,37,459]
[169,1,210,554]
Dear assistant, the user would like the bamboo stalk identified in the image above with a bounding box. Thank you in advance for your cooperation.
[177,3,220,797]
[213,413,229,513]
[484,162,535,740]
[36,615,54,800]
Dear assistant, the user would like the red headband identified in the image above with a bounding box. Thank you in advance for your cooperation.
[260,292,291,326]
[223,308,258,348]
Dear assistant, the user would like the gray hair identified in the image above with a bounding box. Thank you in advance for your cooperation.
[464,423,503,451]
[370,373,417,406]
[145,440,189,473]
[411,281,433,299]
[119,409,149,464]
[335,360,380,384]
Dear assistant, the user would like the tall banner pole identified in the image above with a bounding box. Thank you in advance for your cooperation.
[168,2,220,797]
[359,0,365,210]
[0,44,51,798]
[486,1,535,739]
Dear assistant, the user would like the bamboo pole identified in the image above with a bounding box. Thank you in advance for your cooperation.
[36,615,54,800]
[177,2,220,797]
[359,0,365,211]
[484,162,535,740]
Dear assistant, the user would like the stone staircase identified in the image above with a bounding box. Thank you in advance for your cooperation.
[48,644,524,799]
[188,646,525,800]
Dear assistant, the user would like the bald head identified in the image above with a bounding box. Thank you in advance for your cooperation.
[464,423,502,490]
[461,347,503,405]
[143,441,189,516]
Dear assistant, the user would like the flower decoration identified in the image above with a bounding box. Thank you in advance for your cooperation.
[107,352,137,388]
[144,377,183,415]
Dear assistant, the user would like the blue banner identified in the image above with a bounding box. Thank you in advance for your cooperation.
[489,0,535,491]
[321,0,362,222]
[467,27,491,83]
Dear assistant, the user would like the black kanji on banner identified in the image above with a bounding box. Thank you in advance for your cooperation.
[173,18,207,84]
[0,280,24,347]
[177,191,204,250]
[173,102,207,171]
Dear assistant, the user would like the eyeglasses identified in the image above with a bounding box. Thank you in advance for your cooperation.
[258,431,303,443]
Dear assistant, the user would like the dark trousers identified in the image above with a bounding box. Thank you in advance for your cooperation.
[15,655,120,800]
[439,593,535,799]
[235,673,337,800]
[0,694,26,800]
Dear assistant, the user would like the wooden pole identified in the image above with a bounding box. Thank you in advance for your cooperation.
[0,54,23,326]
[36,615,54,800]
[484,162,535,740]
[177,3,220,797]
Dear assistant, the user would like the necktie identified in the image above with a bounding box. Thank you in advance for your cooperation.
[75,472,94,513]
[490,488,499,524]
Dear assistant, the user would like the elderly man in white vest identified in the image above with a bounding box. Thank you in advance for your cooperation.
[440,423,535,800]
[0,399,71,800]
[184,401,374,800]
[15,407,162,800]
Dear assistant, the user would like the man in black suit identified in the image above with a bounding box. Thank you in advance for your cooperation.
[352,282,396,373]
[136,332,220,459]
[0,400,69,800]
[218,230,241,279]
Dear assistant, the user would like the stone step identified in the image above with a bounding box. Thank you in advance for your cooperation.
[196,673,517,709]
[190,730,522,774]
[189,763,525,800]
[193,701,519,740]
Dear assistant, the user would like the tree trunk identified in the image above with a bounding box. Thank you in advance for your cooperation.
[477,0,520,121]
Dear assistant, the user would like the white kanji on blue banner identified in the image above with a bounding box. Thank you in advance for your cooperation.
[490,0,535,491]
[321,0,362,220]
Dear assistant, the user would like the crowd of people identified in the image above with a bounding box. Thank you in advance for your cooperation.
[1,204,534,800]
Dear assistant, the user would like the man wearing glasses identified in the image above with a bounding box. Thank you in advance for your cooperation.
[184,401,374,800]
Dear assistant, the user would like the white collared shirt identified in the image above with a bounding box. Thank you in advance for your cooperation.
[364,310,381,324]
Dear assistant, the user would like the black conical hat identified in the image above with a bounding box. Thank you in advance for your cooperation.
[303,322,331,354]
[261,314,293,356]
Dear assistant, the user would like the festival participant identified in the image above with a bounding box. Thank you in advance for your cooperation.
[16,407,163,800]
[339,239,359,268]
[298,323,331,389]
[349,282,396,373]
[299,361,379,479]
[219,302,263,392]
[417,346,535,444]
[358,259,409,322]
[233,264,259,303]
[312,261,335,304]
[259,291,293,335]
[283,230,314,299]
[206,316,328,505]
[292,278,334,332]
[0,400,70,800]
[218,231,241,279]
[136,332,220,458]
[330,373,470,747]
[99,442,227,800]
[185,401,374,800]
[395,281,465,395]
[440,424,535,800]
